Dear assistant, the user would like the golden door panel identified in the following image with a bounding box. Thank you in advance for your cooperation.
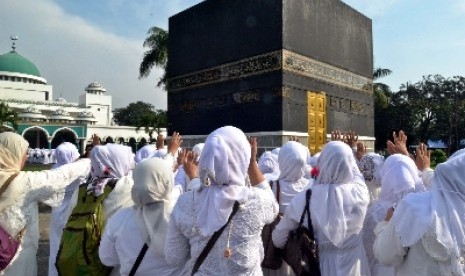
[307,91,326,154]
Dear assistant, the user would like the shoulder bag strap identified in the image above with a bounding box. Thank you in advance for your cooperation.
[304,190,316,238]
[192,201,240,276]
[269,180,280,204]
[0,173,19,197]
[128,243,149,276]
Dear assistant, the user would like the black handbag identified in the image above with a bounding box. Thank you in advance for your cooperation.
[261,180,283,270]
[282,189,321,276]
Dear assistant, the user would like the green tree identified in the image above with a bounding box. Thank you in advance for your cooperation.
[113,101,156,126]
[135,109,167,142]
[113,102,167,142]
[139,27,169,89]
[0,102,18,132]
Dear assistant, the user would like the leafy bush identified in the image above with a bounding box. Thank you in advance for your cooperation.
[430,149,447,168]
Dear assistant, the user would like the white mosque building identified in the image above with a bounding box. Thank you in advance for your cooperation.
[0,38,156,153]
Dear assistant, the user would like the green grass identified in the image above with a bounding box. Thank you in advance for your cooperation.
[24,163,52,171]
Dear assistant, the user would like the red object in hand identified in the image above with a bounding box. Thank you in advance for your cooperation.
[311,167,319,179]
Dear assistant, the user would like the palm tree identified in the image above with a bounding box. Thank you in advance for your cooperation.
[0,101,19,132]
[139,27,169,89]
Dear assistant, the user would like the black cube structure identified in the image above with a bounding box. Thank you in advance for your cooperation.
[167,0,373,153]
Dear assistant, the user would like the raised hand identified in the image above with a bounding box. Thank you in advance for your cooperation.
[167,131,182,155]
[156,133,165,150]
[91,134,100,146]
[415,143,431,171]
[331,130,343,141]
[386,130,409,156]
[248,137,258,162]
[289,136,300,142]
[343,130,358,148]
[183,150,199,180]
[177,148,187,166]
[355,141,366,160]
[248,137,265,186]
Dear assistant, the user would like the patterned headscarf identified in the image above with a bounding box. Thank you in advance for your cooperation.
[88,143,134,196]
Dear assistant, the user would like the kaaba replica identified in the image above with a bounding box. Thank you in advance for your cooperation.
[167,0,373,153]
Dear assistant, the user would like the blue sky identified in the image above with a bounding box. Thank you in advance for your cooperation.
[1,0,464,108]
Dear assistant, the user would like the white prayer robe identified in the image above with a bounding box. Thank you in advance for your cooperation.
[373,220,442,275]
[0,159,90,276]
[165,181,278,275]
[99,207,183,276]
[273,182,371,276]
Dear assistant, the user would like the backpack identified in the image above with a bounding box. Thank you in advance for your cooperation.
[56,179,117,276]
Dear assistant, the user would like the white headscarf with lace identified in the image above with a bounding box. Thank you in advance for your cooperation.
[196,126,250,236]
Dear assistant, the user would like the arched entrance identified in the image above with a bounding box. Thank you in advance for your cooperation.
[23,127,49,149]
[51,128,78,149]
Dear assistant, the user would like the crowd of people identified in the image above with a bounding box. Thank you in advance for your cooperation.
[0,126,464,275]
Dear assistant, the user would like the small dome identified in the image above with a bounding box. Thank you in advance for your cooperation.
[20,106,45,119]
[78,111,95,118]
[23,105,41,114]
[85,81,106,93]
[56,97,67,103]
[52,108,70,116]
[0,51,41,77]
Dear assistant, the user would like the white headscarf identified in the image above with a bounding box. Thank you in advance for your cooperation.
[378,154,424,205]
[196,126,250,236]
[88,143,134,196]
[393,150,465,273]
[132,158,173,256]
[0,132,29,212]
[134,144,157,164]
[277,141,310,209]
[311,141,368,247]
[52,142,80,169]
[258,151,279,174]
[192,143,205,159]
[151,148,168,159]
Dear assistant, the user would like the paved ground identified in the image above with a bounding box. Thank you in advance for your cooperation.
[38,207,50,276]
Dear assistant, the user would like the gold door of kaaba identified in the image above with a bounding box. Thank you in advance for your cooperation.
[307,91,326,154]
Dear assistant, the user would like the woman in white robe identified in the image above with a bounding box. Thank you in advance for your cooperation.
[363,154,424,276]
[99,158,183,275]
[274,141,311,214]
[357,152,385,204]
[273,141,371,276]
[258,151,280,183]
[0,132,90,276]
[374,149,465,275]
[48,142,88,276]
[165,126,278,275]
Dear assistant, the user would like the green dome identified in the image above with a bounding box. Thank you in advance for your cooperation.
[0,51,41,77]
